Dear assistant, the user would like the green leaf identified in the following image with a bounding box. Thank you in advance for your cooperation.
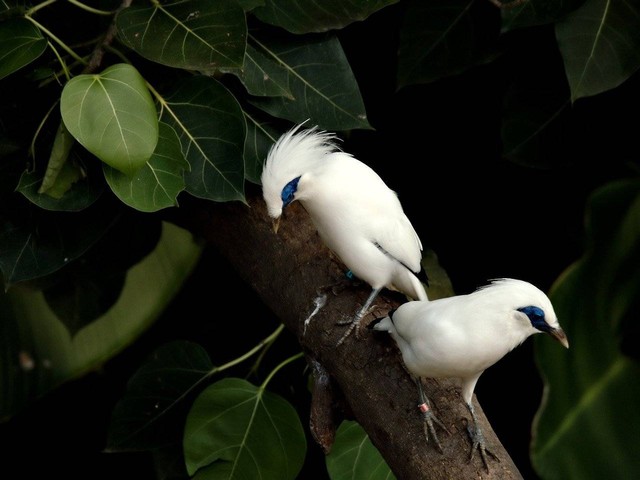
[0,200,118,287]
[60,63,159,175]
[326,420,396,480]
[501,0,585,32]
[116,0,246,73]
[0,221,204,420]
[243,115,280,184]
[531,178,640,479]
[239,44,294,99]
[555,0,640,102]
[104,122,189,212]
[17,154,104,211]
[252,0,398,34]
[500,78,574,168]
[183,377,306,479]
[248,32,372,130]
[396,0,498,89]
[0,18,47,80]
[38,120,75,197]
[41,213,163,336]
[161,75,246,202]
[107,340,214,452]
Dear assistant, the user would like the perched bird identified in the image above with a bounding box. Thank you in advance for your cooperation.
[369,278,569,470]
[261,123,428,345]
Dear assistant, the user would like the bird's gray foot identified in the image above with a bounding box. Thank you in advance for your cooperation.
[335,301,377,345]
[464,418,500,472]
[418,401,450,453]
[335,315,362,346]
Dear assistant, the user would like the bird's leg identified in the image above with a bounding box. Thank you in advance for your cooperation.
[416,378,450,453]
[464,400,500,471]
[335,287,381,346]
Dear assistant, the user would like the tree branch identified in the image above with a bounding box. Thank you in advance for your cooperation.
[179,185,524,480]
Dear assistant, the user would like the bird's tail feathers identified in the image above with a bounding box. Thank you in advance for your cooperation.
[409,272,429,302]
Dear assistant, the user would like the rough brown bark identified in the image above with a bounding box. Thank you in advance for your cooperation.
[180,185,524,480]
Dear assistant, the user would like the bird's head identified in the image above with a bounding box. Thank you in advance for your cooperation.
[480,279,569,348]
[517,304,569,348]
[260,122,341,233]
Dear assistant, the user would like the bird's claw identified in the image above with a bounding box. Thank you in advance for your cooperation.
[464,418,500,472]
[335,303,376,346]
[335,317,360,346]
[419,403,450,454]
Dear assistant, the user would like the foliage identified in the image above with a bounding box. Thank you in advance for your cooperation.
[532,179,640,479]
[1,0,639,479]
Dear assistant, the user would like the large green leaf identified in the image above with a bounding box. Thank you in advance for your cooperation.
[532,178,640,479]
[555,0,640,102]
[0,221,203,420]
[0,18,47,80]
[183,377,306,479]
[161,75,246,202]
[107,340,213,452]
[40,214,163,336]
[501,0,585,32]
[326,420,396,480]
[243,115,280,184]
[252,0,398,34]
[0,199,119,287]
[248,32,371,130]
[396,0,497,89]
[116,0,246,73]
[60,63,159,175]
[104,122,189,212]
[500,79,574,168]
[239,44,294,99]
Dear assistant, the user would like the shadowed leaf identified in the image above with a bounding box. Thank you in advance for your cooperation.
[107,341,214,451]
[555,0,640,101]
[0,18,47,80]
[248,32,371,130]
[252,0,398,34]
[161,75,246,203]
[396,0,498,89]
[532,178,640,479]
[116,0,246,73]
[0,222,203,420]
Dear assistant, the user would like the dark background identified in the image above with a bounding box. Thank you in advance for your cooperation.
[1,4,637,480]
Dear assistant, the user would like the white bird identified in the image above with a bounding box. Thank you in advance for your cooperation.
[261,122,429,346]
[369,278,569,470]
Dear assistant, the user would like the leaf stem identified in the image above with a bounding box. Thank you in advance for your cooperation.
[25,0,57,16]
[215,323,285,376]
[67,0,116,15]
[24,16,87,65]
[260,351,304,390]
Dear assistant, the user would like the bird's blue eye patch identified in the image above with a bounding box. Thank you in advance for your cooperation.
[518,305,550,332]
[281,176,301,208]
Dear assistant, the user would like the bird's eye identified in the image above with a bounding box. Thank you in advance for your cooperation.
[281,176,301,208]
[518,305,550,332]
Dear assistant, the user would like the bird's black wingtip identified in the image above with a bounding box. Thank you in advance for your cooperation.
[417,267,429,287]
[367,308,397,329]
[367,316,384,329]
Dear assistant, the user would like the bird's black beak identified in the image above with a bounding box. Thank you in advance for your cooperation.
[272,217,281,234]
[548,327,569,349]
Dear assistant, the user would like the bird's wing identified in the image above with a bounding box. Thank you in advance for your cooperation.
[372,211,423,274]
